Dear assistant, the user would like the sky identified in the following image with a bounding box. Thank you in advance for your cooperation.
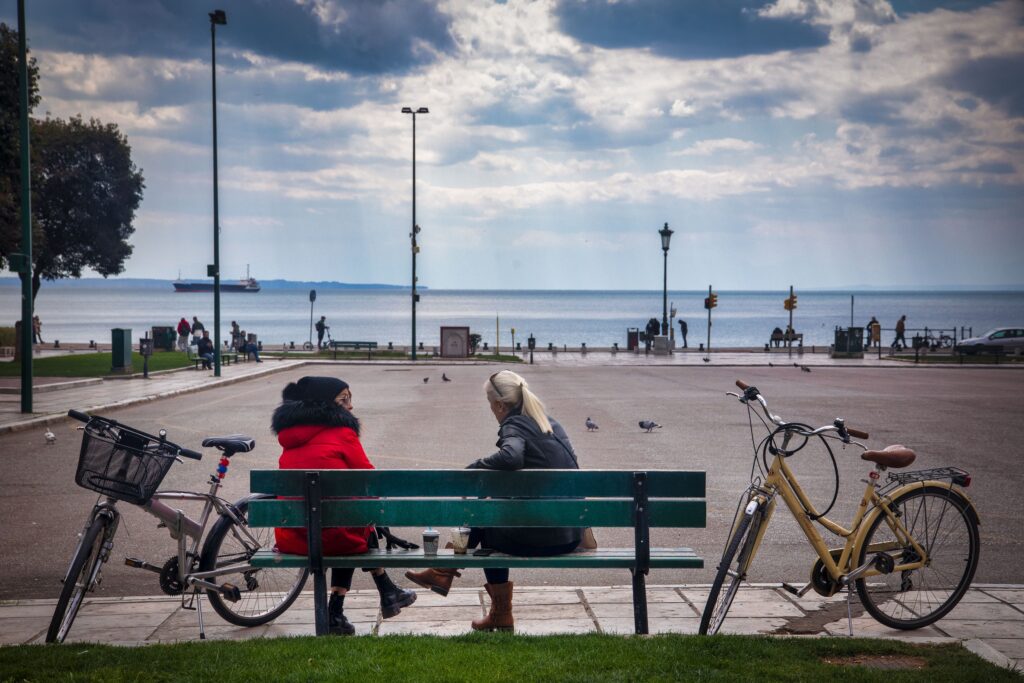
[3,0,1023,290]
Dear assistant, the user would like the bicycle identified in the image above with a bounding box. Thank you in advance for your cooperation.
[46,410,308,643]
[699,380,980,636]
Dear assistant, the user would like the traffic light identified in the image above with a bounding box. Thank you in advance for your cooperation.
[709,292,718,309]
[784,294,797,311]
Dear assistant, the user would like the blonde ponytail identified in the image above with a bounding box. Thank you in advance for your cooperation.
[484,370,553,434]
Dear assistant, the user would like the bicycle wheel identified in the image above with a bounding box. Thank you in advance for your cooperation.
[46,515,110,643]
[699,499,763,635]
[198,497,308,627]
[856,486,979,630]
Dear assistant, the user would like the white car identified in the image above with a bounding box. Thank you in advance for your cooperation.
[957,328,1024,354]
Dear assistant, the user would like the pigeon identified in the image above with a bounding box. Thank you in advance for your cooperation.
[768,362,774,367]
[639,420,662,433]
[702,357,710,363]
[44,429,57,445]
[423,377,429,384]
[442,373,452,382]
[793,363,799,368]
[585,417,599,432]
[801,365,811,373]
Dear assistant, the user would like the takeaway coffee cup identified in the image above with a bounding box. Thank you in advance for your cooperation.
[422,528,440,556]
[451,527,472,554]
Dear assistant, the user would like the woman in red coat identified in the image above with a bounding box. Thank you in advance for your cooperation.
[272,376,416,635]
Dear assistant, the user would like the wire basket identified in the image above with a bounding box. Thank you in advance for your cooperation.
[75,421,177,505]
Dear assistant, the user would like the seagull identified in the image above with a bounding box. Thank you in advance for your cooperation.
[638,420,662,433]
[442,373,452,382]
[44,429,57,444]
[423,377,429,384]
[585,417,599,432]
[801,365,811,373]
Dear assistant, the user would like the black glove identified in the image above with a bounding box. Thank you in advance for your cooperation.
[374,526,419,551]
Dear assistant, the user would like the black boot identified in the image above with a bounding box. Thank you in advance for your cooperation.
[328,592,355,636]
[373,571,417,618]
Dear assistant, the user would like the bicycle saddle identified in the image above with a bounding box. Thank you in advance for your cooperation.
[861,445,916,468]
[202,435,255,454]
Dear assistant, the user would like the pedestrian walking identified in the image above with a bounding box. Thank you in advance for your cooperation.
[678,319,688,348]
[176,317,191,352]
[31,315,43,344]
[191,316,205,345]
[893,315,907,350]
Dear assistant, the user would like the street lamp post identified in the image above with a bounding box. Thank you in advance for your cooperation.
[659,222,673,336]
[401,106,428,360]
[209,9,226,377]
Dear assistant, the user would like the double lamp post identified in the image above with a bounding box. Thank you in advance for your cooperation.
[402,106,428,360]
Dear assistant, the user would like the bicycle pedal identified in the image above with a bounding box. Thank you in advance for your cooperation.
[781,581,812,597]
[219,583,242,602]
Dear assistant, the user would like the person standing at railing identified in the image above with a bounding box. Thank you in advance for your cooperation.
[272,376,416,635]
[894,315,907,350]
[315,316,328,350]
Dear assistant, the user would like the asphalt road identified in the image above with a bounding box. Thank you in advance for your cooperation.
[2,363,1020,599]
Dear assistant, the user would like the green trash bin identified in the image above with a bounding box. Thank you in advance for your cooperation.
[111,328,132,373]
[151,326,175,351]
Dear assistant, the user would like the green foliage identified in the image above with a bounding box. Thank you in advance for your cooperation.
[0,351,192,377]
[0,634,1013,682]
[0,326,14,346]
[0,25,144,301]
[0,23,41,267]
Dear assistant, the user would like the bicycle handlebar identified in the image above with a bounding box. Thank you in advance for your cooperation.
[732,380,869,442]
[66,409,203,460]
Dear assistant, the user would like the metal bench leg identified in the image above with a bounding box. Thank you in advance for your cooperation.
[312,568,329,636]
[631,568,649,635]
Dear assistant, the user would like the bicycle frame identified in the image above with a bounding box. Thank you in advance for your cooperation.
[747,436,979,589]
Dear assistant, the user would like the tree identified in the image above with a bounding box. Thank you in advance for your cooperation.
[0,22,40,266]
[29,116,145,300]
[0,24,144,302]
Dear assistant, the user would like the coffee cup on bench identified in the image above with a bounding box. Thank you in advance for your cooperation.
[422,528,439,555]
[451,527,472,554]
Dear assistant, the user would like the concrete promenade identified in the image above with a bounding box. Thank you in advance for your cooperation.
[2,585,1021,670]
[0,353,1021,670]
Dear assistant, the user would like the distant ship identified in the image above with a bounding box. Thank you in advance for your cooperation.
[173,266,261,293]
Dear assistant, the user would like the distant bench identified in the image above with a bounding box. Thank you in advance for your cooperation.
[248,468,706,636]
[330,340,378,359]
[185,346,238,370]
[769,331,803,348]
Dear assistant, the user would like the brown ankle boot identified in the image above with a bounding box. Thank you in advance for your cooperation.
[471,582,514,632]
[404,568,461,597]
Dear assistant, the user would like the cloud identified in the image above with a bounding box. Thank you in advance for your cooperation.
[17,0,456,75]
[941,54,1024,117]
[677,138,762,155]
[554,0,829,60]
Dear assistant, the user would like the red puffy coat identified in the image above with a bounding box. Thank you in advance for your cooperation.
[273,421,374,555]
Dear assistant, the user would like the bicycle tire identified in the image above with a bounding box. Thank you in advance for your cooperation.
[302,342,313,351]
[856,486,979,630]
[699,500,762,635]
[198,497,308,627]
[46,515,110,643]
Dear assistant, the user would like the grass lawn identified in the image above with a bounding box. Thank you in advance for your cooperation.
[0,352,192,377]
[0,634,1012,682]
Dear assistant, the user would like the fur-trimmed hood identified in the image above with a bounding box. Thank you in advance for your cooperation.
[271,400,360,436]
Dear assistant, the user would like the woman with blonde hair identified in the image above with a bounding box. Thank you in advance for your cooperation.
[406,370,582,631]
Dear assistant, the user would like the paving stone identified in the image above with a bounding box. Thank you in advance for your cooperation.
[944,601,1024,620]
[514,603,591,620]
[981,589,1024,604]
[263,622,375,637]
[511,590,582,605]
[385,606,482,623]
[822,616,947,638]
[61,612,171,629]
[715,618,791,635]
[582,588,684,604]
[589,602,700,619]
[150,624,269,642]
[513,619,597,635]
[0,617,47,644]
[983,638,1024,659]
[403,589,483,607]
[67,599,181,616]
[0,603,62,618]
[377,620,475,636]
[598,617,698,635]
[932,619,1024,639]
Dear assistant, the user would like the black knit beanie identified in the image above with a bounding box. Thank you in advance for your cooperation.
[282,376,349,403]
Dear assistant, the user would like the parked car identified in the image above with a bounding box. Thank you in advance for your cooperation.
[957,328,1024,354]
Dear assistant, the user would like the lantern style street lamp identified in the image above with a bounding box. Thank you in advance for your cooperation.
[659,222,674,336]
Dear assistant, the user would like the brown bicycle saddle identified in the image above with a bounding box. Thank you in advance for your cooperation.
[861,444,916,468]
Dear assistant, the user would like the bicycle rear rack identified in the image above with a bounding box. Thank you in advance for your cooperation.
[887,466,971,487]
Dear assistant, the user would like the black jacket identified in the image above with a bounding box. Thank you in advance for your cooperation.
[467,409,582,552]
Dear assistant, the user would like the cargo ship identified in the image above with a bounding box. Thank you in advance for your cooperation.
[173,266,260,293]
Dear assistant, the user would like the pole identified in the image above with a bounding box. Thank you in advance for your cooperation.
[850,294,854,328]
[210,18,222,377]
[706,284,712,358]
[17,0,32,413]
[309,301,314,348]
[661,248,668,336]
[495,314,499,357]
[411,113,417,361]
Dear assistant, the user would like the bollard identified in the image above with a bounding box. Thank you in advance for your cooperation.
[89,340,96,349]
[54,340,60,349]
[764,343,769,352]
[388,342,393,350]
[289,341,295,349]
[548,342,554,351]
[581,343,587,353]
[612,342,618,353]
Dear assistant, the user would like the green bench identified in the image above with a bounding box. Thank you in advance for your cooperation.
[185,346,237,369]
[248,469,706,636]
[330,340,378,359]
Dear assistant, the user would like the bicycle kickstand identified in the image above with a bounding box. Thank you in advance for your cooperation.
[194,587,207,640]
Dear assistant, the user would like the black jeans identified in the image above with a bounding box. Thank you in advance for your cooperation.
[468,528,579,585]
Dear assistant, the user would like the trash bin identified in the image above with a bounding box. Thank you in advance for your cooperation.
[151,326,175,351]
[834,328,850,353]
[847,326,864,353]
[627,328,639,351]
[111,328,132,373]
[832,327,864,358]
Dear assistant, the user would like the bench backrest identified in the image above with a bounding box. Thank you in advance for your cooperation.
[248,469,705,530]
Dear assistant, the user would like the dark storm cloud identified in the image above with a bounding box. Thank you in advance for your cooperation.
[13,0,454,75]
[840,94,914,126]
[553,0,829,60]
[941,53,1024,117]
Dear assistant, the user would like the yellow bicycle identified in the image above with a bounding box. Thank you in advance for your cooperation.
[700,380,980,635]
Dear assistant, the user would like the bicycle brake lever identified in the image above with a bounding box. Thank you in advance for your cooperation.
[726,391,741,399]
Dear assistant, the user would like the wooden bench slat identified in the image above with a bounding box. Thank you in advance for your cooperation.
[251,547,703,570]
[250,469,705,499]
[249,498,705,529]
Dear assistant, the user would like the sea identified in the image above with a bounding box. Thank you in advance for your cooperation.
[2,280,1023,349]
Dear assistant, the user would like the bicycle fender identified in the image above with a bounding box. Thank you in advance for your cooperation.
[853,481,979,552]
